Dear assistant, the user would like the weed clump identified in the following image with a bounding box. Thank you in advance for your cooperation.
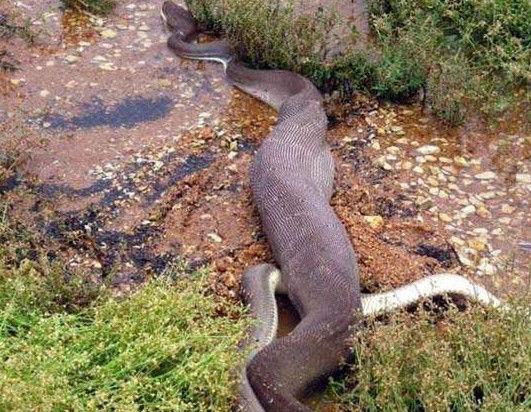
[327,304,530,410]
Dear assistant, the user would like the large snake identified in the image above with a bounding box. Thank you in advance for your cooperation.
[161,3,505,411]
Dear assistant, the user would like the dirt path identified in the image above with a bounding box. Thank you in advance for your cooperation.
[1,0,529,304]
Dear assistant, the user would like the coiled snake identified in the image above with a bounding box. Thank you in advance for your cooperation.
[161,2,504,410]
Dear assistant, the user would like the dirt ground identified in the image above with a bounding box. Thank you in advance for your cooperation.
[1,0,529,307]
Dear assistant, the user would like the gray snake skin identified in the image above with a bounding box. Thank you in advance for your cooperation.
[161,2,505,411]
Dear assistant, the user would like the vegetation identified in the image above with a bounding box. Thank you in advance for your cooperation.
[329,304,531,410]
[0,200,249,411]
[61,0,116,15]
[185,0,530,124]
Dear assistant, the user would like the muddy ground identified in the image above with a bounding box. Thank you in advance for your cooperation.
[1,0,529,311]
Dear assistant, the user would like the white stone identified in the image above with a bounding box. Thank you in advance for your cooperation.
[64,55,79,64]
[515,174,530,184]
[474,171,497,180]
[416,145,440,155]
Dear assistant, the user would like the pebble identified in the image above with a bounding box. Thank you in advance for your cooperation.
[416,145,440,155]
[501,204,515,214]
[364,215,384,229]
[39,90,50,97]
[454,156,468,166]
[99,62,117,71]
[461,205,476,215]
[438,213,453,223]
[477,258,497,275]
[64,55,80,64]
[100,29,117,39]
[474,171,497,180]
[515,174,530,184]
[207,233,223,243]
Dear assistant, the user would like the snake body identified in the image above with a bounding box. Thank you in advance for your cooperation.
[161,3,505,411]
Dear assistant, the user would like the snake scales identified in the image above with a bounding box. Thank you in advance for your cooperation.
[161,2,504,411]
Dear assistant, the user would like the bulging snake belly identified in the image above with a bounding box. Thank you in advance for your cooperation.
[161,2,506,411]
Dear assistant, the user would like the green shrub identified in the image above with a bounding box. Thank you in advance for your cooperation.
[369,0,530,122]
[185,0,530,124]
[61,0,116,15]
[327,304,531,411]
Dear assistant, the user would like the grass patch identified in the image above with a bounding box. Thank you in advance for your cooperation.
[327,304,531,411]
[61,0,116,16]
[185,0,530,124]
[0,262,249,410]
[0,192,249,410]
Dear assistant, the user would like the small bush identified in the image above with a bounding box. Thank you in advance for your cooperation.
[61,0,116,15]
[327,304,531,411]
[185,0,530,124]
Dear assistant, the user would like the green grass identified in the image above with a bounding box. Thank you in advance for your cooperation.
[185,0,530,124]
[0,197,249,411]
[0,263,249,411]
[328,304,531,411]
[61,0,116,15]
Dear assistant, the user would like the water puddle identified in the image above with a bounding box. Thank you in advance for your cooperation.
[40,95,174,129]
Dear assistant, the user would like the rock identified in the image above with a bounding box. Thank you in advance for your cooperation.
[415,196,433,209]
[400,161,413,170]
[501,204,515,214]
[427,177,439,187]
[515,173,530,184]
[64,55,80,64]
[364,215,384,229]
[476,205,491,218]
[416,145,440,155]
[477,258,496,275]
[207,233,223,243]
[454,156,468,167]
[450,236,465,246]
[480,191,496,200]
[100,28,117,39]
[438,213,453,223]
[226,164,238,173]
[413,166,424,174]
[474,171,497,180]
[461,205,476,215]
[456,248,476,267]
[39,89,50,97]
[386,146,401,155]
[99,62,117,71]
[468,237,487,252]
